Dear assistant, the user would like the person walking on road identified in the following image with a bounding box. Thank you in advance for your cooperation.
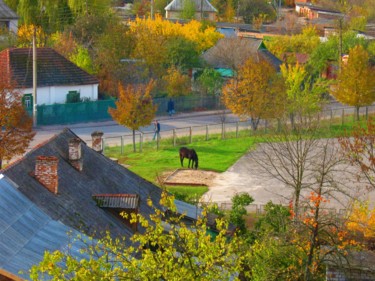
[153,120,161,140]
[167,98,175,116]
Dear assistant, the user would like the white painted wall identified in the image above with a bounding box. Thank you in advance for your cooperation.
[9,19,18,34]
[20,84,99,105]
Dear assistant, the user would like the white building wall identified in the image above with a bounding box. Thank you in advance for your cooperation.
[20,84,99,105]
[9,19,18,34]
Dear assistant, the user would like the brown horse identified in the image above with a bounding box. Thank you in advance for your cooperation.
[179,147,198,169]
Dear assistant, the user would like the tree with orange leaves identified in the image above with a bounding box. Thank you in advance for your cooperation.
[109,81,157,152]
[222,57,285,130]
[0,80,35,168]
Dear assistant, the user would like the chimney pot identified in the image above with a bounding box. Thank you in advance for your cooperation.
[91,131,104,153]
[69,138,82,161]
[35,156,59,194]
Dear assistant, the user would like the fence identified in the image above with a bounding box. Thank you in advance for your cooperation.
[216,202,347,218]
[83,104,375,155]
[35,95,223,126]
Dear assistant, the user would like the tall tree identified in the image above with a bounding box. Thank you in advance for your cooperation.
[109,82,156,152]
[330,45,375,120]
[281,63,327,128]
[0,81,35,168]
[222,58,285,130]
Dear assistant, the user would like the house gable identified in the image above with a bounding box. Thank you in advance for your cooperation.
[165,0,217,20]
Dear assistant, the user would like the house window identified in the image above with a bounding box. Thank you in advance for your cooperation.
[66,91,80,103]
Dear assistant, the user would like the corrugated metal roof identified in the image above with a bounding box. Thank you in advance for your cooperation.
[0,0,18,20]
[93,194,139,209]
[165,0,217,12]
[0,175,88,279]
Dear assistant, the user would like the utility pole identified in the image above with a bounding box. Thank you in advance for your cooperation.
[338,17,343,72]
[32,27,37,127]
[151,0,154,19]
[200,0,203,20]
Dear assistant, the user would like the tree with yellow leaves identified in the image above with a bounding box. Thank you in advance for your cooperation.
[109,81,156,152]
[162,66,191,97]
[330,45,375,121]
[222,58,285,130]
[31,192,252,280]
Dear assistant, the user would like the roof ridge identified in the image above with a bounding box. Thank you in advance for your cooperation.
[0,129,72,173]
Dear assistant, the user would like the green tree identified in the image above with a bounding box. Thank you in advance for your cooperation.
[229,193,254,233]
[109,81,157,152]
[197,68,223,96]
[165,36,200,70]
[31,192,251,280]
[181,0,196,19]
[281,63,327,127]
[0,80,35,168]
[238,0,276,24]
[330,45,375,120]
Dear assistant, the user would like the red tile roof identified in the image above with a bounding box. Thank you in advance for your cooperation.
[0,48,99,88]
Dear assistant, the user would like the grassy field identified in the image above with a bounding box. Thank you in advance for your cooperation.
[106,136,257,201]
[106,115,371,202]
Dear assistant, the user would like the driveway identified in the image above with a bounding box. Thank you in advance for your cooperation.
[202,143,375,211]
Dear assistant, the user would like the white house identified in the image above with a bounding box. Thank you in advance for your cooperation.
[0,48,99,108]
[0,0,18,34]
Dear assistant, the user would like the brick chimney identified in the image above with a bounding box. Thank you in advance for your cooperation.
[69,138,83,171]
[35,156,59,194]
[91,131,104,153]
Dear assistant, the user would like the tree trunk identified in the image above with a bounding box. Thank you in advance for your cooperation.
[250,117,260,131]
[0,159,2,169]
[132,129,136,152]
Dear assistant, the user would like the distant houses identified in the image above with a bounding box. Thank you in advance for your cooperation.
[201,37,282,78]
[0,48,99,108]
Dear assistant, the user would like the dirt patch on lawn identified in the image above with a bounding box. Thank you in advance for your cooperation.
[163,169,219,186]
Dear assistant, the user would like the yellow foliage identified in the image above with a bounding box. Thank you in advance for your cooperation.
[162,66,191,97]
[129,15,223,53]
[17,25,47,47]
[347,200,375,238]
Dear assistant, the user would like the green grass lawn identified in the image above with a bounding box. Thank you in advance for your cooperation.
[106,136,257,202]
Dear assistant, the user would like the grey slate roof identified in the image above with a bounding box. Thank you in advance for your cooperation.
[165,0,217,12]
[0,174,88,279]
[1,129,161,239]
[0,0,18,20]
[202,37,282,71]
[1,129,200,240]
[0,48,99,88]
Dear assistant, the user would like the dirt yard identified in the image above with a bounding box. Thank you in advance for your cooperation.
[163,169,219,186]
